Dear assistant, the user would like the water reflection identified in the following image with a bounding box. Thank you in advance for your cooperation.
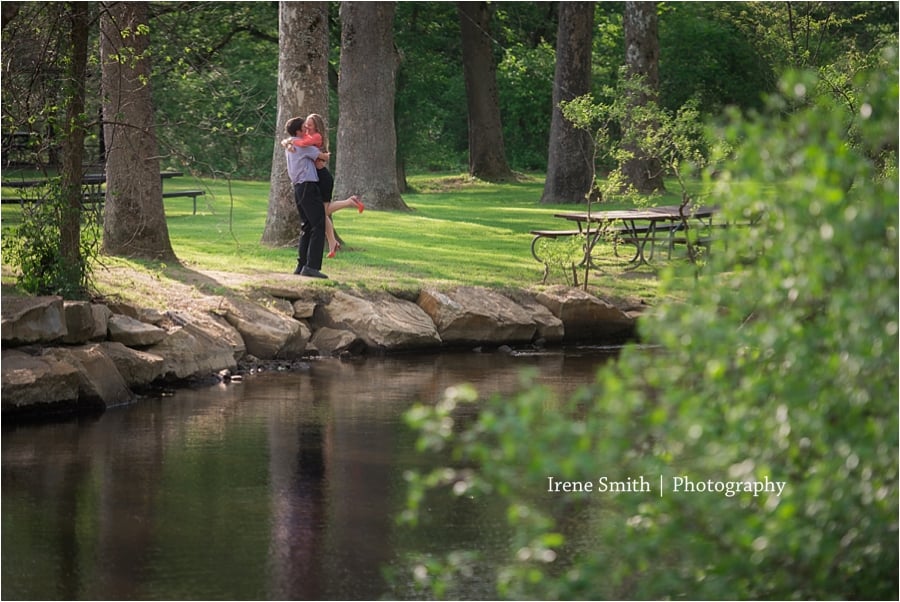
[2,347,617,600]
[269,394,328,600]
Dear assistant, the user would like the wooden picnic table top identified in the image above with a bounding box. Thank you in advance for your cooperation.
[2,171,184,189]
[555,204,719,223]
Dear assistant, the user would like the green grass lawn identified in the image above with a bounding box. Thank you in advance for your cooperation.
[1,171,699,305]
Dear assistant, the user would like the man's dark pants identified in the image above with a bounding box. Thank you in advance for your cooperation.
[294,181,325,271]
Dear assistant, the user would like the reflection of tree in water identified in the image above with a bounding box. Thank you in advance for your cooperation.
[268,360,412,599]
[97,411,168,599]
[268,384,329,601]
[290,419,327,600]
[3,351,618,600]
[2,411,167,601]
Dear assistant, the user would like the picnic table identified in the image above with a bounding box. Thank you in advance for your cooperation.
[2,173,109,204]
[530,204,719,271]
[1,171,205,214]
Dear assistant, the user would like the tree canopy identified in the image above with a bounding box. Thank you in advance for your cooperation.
[3,2,894,181]
[1,1,895,293]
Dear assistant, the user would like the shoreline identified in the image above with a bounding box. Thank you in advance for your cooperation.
[2,282,645,421]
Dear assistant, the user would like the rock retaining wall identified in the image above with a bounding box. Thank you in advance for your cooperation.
[1,285,642,418]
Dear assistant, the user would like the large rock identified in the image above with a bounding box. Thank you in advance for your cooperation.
[417,287,537,346]
[99,341,166,387]
[534,285,635,342]
[107,314,167,347]
[168,309,247,362]
[292,299,317,320]
[90,304,113,340]
[1,349,81,411]
[219,297,303,359]
[145,322,238,380]
[44,345,134,408]
[310,326,365,356]
[516,293,565,343]
[107,301,167,325]
[256,284,306,302]
[314,291,442,351]
[1,295,67,345]
[277,320,313,359]
[62,301,95,344]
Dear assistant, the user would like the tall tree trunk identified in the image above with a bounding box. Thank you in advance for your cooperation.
[540,1,594,205]
[261,1,330,247]
[334,2,408,210]
[458,1,513,182]
[100,1,175,260]
[621,0,665,193]
[59,1,89,288]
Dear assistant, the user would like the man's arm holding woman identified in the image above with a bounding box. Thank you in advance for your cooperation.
[281,132,329,166]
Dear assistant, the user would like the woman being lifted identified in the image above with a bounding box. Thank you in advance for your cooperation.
[282,113,364,258]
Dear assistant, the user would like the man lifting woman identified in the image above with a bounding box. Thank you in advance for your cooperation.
[282,114,364,266]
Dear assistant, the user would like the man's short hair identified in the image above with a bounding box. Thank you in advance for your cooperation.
[285,117,304,137]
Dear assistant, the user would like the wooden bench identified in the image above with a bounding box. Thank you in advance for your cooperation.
[1,192,103,206]
[2,171,200,212]
[661,221,747,258]
[617,222,686,260]
[530,228,599,264]
[3,189,205,214]
[162,189,204,215]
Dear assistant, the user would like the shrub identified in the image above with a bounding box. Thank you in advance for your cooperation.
[1,181,101,298]
[397,52,898,600]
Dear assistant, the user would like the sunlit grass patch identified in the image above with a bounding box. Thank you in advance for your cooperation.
[2,172,708,305]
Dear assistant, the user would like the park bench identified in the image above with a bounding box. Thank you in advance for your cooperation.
[162,189,205,215]
[529,223,656,263]
[529,223,660,282]
[1,171,204,214]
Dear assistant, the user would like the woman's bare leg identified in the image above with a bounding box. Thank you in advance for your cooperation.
[324,207,339,258]
[326,195,364,215]
[325,196,361,258]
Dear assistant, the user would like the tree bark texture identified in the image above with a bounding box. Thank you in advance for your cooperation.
[458,1,513,182]
[100,1,174,260]
[622,0,665,193]
[59,1,90,275]
[334,2,408,210]
[540,1,594,204]
[261,1,330,247]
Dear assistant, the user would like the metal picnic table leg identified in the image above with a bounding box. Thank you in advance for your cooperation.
[612,222,641,263]
[582,224,606,268]
[626,218,655,267]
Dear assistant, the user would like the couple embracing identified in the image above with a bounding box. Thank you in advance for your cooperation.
[283,114,364,279]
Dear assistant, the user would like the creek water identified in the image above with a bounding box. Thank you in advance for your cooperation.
[2,346,619,600]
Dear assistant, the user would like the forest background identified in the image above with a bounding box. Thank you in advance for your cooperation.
[2,1,895,291]
[2,2,894,181]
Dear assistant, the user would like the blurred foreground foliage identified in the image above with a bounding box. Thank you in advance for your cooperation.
[397,53,898,600]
